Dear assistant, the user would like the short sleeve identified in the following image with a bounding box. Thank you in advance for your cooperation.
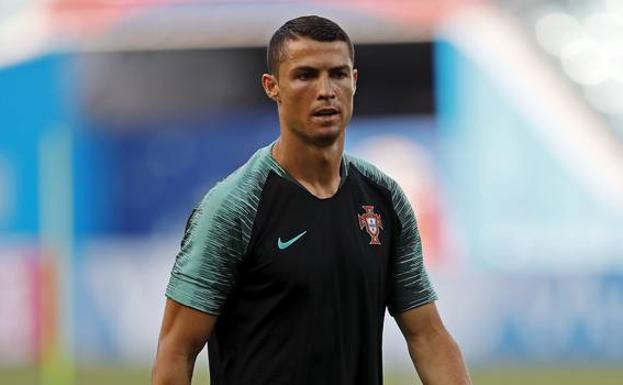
[165,190,246,315]
[387,183,437,316]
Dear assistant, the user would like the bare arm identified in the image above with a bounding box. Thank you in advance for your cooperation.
[395,302,471,385]
[152,298,217,385]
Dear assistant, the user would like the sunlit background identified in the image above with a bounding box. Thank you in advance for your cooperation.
[1,1,623,384]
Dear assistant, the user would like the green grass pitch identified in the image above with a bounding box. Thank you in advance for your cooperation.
[2,366,623,385]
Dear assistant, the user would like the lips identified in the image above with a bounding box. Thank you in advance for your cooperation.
[312,107,340,117]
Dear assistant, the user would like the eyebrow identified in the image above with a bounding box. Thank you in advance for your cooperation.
[330,65,351,72]
[291,65,351,73]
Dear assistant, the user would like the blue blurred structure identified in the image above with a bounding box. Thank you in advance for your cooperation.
[0,55,68,236]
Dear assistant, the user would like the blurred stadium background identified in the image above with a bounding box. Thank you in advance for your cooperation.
[1,0,623,384]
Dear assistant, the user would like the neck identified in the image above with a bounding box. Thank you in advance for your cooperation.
[272,131,344,199]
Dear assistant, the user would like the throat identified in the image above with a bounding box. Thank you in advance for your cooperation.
[272,137,344,199]
[298,177,341,200]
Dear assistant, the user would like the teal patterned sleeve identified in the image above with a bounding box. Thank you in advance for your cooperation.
[386,181,438,316]
[165,187,245,315]
[345,154,437,316]
[165,147,274,315]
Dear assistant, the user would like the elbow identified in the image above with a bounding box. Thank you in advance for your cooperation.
[406,323,455,357]
[151,336,202,385]
[406,317,447,342]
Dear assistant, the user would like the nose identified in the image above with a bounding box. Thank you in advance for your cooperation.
[317,73,336,100]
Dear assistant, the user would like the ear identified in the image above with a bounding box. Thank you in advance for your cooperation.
[352,68,358,94]
[262,73,280,103]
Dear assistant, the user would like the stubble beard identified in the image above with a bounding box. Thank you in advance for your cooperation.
[292,123,343,148]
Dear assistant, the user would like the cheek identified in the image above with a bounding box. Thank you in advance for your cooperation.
[339,87,355,104]
[284,83,308,99]
[287,88,315,110]
[281,89,312,121]
[337,81,354,95]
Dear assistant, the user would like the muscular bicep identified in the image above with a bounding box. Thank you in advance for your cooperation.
[157,298,217,357]
[394,300,472,385]
[394,302,445,341]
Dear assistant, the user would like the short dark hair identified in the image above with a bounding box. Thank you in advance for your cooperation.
[267,15,355,75]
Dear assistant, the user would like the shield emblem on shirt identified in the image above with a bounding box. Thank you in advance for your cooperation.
[367,217,378,234]
[358,205,383,245]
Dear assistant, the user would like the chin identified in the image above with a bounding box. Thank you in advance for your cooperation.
[312,133,340,147]
[307,126,343,147]
[290,123,344,147]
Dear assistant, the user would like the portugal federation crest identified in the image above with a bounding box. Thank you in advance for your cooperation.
[358,205,383,245]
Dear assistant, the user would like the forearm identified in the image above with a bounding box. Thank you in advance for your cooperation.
[407,328,471,385]
[152,299,216,385]
[151,346,197,385]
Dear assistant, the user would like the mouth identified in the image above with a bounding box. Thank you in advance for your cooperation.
[311,107,340,121]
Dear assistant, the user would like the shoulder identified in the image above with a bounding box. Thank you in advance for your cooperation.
[200,146,273,209]
[345,153,414,224]
[191,145,276,241]
[167,148,279,314]
[344,153,400,193]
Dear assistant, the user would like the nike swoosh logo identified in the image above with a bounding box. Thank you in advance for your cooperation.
[277,230,308,250]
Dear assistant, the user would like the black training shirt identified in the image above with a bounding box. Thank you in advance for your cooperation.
[166,144,437,385]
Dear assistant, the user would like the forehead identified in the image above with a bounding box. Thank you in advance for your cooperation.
[279,38,353,71]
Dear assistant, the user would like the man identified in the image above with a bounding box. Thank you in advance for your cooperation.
[152,15,471,385]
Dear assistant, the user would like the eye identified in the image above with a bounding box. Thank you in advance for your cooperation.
[296,72,314,80]
[331,71,348,79]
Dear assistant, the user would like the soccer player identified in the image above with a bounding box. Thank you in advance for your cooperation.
[152,15,471,385]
